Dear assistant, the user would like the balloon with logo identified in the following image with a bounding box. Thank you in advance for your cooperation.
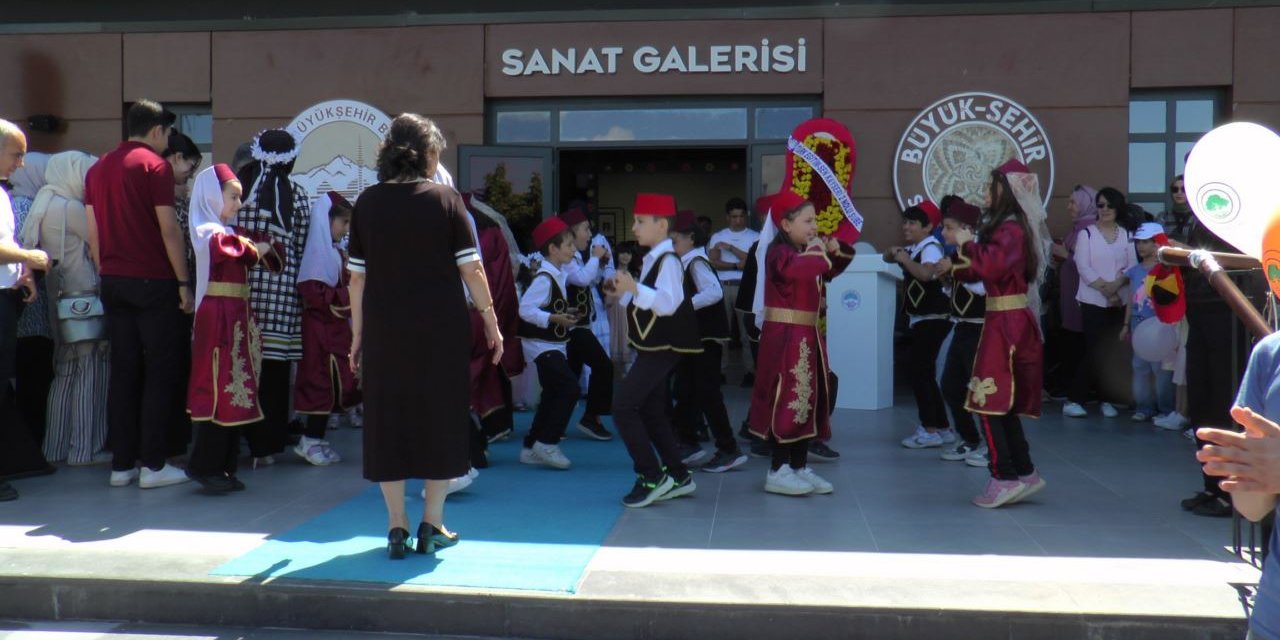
[1264,210,1280,301]
[1132,316,1179,363]
[784,119,862,245]
[1183,122,1280,259]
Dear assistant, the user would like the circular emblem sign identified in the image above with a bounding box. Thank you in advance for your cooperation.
[894,92,1053,210]
[841,289,861,311]
[286,100,392,205]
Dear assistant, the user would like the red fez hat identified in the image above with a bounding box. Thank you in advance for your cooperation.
[769,191,809,226]
[327,191,352,210]
[673,210,698,234]
[996,158,1030,176]
[213,163,237,185]
[918,200,942,228]
[558,208,589,228]
[633,193,677,217]
[943,200,982,228]
[532,216,569,249]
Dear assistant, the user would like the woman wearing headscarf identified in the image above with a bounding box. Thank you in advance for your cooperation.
[235,129,313,466]
[23,151,109,465]
[1048,185,1097,399]
[9,152,54,443]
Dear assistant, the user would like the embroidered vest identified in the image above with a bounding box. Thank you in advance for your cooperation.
[627,252,703,353]
[566,282,595,329]
[950,282,986,321]
[517,273,572,343]
[687,256,730,342]
[904,239,949,317]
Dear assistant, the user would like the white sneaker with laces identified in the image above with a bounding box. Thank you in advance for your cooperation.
[1062,402,1087,418]
[521,442,571,469]
[294,437,332,466]
[764,466,815,496]
[139,463,190,489]
[320,442,341,464]
[1101,402,1119,418]
[794,467,833,494]
[965,446,990,468]
[1132,412,1150,422]
[901,425,944,449]
[1155,411,1190,431]
[939,429,958,444]
[109,468,139,487]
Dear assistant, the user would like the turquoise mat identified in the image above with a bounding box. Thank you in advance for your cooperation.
[211,413,635,593]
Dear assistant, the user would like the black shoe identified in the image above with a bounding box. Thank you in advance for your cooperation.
[740,373,755,388]
[576,416,614,441]
[415,522,460,554]
[1180,491,1216,511]
[622,475,674,508]
[749,440,773,458]
[702,449,748,473]
[471,449,490,470]
[486,428,513,444]
[187,471,235,494]
[809,442,840,462]
[657,472,696,501]
[228,476,246,492]
[0,481,17,501]
[388,527,410,560]
[1192,496,1233,518]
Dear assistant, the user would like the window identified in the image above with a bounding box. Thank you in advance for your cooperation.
[1127,91,1223,216]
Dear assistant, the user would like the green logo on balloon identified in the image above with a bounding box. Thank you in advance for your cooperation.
[1269,263,1280,283]
[1205,194,1231,212]
[1198,185,1238,223]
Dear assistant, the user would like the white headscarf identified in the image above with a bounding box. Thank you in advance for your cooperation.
[1003,169,1053,318]
[298,193,342,287]
[751,209,778,330]
[190,166,233,308]
[21,151,94,249]
[8,152,49,201]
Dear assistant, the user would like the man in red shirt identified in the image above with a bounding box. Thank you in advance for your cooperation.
[86,99,192,489]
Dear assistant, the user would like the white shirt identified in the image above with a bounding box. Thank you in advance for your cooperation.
[679,247,723,310]
[563,250,603,288]
[621,238,684,316]
[708,227,759,282]
[0,190,21,289]
[1074,224,1136,308]
[590,233,616,282]
[519,260,569,361]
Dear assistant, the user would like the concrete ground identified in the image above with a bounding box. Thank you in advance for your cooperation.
[0,369,1260,639]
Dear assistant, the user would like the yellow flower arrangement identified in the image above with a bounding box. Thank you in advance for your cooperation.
[790,135,853,236]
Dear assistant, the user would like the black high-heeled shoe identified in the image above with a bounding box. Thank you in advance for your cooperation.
[415,522,459,554]
[387,527,410,560]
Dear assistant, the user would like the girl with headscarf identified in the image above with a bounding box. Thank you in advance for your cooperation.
[25,151,108,465]
[1049,185,1097,397]
[186,164,284,493]
[291,191,360,466]
[9,151,53,442]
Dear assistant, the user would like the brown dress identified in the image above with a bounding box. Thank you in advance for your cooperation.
[349,181,476,482]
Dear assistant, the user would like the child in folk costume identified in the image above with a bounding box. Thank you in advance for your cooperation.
[186,164,284,493]
[940,159,1049,509]
[886,201,956,449]
[669,210,748,473]
[292,191,360,466]
[516,217,582,470]
[747,192,854,496]
[559,208,615,441]
[609,193,701,508]
[938,200,990,466]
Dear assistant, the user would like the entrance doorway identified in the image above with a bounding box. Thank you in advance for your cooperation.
[558,147,747,245]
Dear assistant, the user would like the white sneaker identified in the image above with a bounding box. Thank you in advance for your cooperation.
[139,463,191,489]
[764,466,814,496]
[467,467,479,481]
[346,407,363,428]
[1101,403,1119,418]
[521,442,571,470]
[964,446,990,468]
[321,443,341,464]
[446,474,473,495]
[294,437,332,466]
[794,467,833,494]
[939,429,958,444]
[109,468,139,487]
[1132,412,1150,422]
[901,425,943,449]
[1062,402,1087,418]
[327,414,341,430]
[1154,411,1190,431]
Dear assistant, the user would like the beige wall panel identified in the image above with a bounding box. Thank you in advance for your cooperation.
[1131,10,1232,88]
[1234,7,1280,103]
[0,34,122,120]
[123,32,212,103]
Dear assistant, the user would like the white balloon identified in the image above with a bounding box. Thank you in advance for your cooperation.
[1132,317,1179,364]
[1183,122,1280,259]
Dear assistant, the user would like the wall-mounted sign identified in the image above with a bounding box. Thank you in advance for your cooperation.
[893,92,1054,210]
[501,40,808,77]
[286,99,390,204]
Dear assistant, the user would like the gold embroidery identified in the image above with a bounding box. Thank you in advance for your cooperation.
[248,317,263,378]
[968,376,997,407]
[224,321,255,409]
[788,338,814,425]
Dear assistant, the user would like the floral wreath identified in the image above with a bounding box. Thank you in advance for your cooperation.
[250,130,301,167]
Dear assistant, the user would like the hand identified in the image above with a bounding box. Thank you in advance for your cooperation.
[483,318,504,366]
[1196,407,1280,494]
[952,228,974,246]
[178,285,194,314]
[550,313,577,328]
[936,257,953,273]
[824,236,841,254]
[612,271,637,295]
[17,271,36,303]
[24,249,50,271]
[1051,243,1069,260]
[591,245,607,260]
[349,335,362,377]
[1118,325,1129,341]
[529,257,542,271]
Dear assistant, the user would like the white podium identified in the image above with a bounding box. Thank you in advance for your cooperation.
[826,244,902,410]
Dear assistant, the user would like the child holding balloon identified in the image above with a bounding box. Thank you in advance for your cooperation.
[1121,223,1177,423]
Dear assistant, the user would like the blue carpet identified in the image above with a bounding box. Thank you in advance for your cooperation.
[211,412,635,593]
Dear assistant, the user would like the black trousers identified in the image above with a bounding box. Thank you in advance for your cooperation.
[673,343,737,453]
[101,276,186,472]
[168,314,194,457]
[1187,304,1250,498]
[243,359,291,458]
[188,421,240,477]
[0,291,51,479]
[941,322,983,444]
[982,413,1033,480]
[15,335,53,446]
[567,328,612,416]
[613,351,687,481]
[1070,304,1129,405]
[769,438,809,470]
[908,318,951,429]
[527,351,580,448]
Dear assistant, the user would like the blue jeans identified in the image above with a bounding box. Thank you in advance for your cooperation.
[1132,354,1174,416]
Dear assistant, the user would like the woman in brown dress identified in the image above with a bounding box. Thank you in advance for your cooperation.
[347,114,504,560]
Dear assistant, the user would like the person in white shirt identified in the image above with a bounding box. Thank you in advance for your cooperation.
[707,197,759,385]
[558,208,615,441]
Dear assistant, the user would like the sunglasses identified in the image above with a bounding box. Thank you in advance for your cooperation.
[1170,185,1185,193]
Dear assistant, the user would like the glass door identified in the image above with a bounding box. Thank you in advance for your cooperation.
[750,143,787,227]
[458,145,554,253]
